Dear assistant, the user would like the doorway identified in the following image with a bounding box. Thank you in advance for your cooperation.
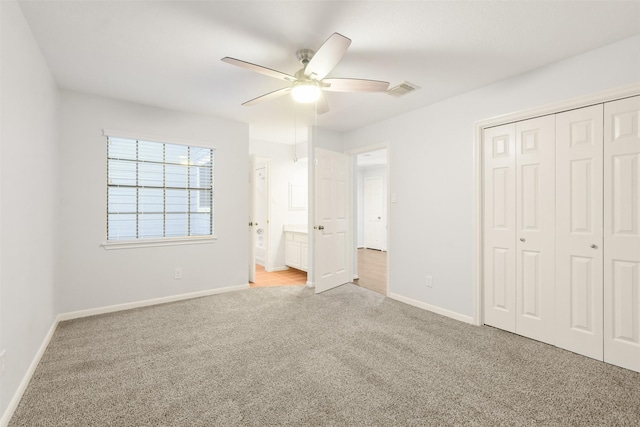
[248,145,309,288]
[249,156,271,283]
[353,148,389,295]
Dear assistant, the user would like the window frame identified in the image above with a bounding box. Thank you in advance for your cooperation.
[101,129,217,249]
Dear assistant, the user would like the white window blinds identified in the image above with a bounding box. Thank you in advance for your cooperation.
[107,136,214,241]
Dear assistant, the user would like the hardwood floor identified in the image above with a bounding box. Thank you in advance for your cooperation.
[251,249,386,293]
[250,264,307,287]
[353,248,387,295]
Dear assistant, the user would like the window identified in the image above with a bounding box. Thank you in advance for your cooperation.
[106,136,214,241]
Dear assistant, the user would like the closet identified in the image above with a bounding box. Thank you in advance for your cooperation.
[483,95,639,373]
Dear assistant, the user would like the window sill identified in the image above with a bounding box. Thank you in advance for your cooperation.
[101,235,217,250]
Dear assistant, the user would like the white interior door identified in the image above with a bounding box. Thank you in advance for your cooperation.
[555,104,604,360]
[604,95,640,372]
[483,123,517,332]
[364,176,383,250]
[515,115,556,345]
[314,147,351,293]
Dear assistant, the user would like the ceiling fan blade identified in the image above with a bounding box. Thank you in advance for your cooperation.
[221,57,296,82]
[322,78,390,93]
[304,33,351,80]
[316,92,330,115]
[242,87,292,106]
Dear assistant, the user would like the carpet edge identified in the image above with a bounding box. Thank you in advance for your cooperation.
[58,284,251,321]
[388,291,476,325]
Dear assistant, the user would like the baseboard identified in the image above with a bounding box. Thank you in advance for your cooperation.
[1,318,59,427]
[388,292,474,325]
[268,266,289,272]
[306,281,314,288]
[0,283,250,426]
[58,284,250,321]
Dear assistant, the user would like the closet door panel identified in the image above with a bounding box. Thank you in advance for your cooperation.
[515,115,556,344]
[484,124,516,332]
[604,95,640,372]
[556,104,604,360]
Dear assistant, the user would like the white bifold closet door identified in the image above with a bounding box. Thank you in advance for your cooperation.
[555,104,604,360]
[484,115,556,345]
[483,124,517,332]
[485,95,639,373]
[604,96,640,372]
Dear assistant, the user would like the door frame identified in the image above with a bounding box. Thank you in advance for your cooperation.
[249,155,271,282]
[473,83,640,326]
[347,144,391,296]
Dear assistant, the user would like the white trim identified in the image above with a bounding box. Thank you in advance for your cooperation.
[101,235,217,250]
[267,266,289,272]
[476,82,640,130]
[473,83,640,328]
[473,112,484,326]
[1,319,58,427]
[58,284,249,321]
[388,292,474,325]
[102,128,215,149]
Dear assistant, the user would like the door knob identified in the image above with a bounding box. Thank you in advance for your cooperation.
[519,238,526,242]
[318,225,325,230]
[590,244,597,249]
[249,222,253,226]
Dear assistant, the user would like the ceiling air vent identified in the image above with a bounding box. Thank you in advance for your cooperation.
[387,81,420,97]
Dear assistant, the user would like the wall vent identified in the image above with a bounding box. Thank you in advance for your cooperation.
[387,81,420,97]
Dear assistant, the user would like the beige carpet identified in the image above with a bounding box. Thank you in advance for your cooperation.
[9,284,640,426]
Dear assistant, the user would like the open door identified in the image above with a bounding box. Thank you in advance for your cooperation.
[364,176,384,250]
[314,147,351,293]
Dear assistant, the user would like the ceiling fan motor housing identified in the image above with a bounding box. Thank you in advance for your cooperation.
[295,49,315,65]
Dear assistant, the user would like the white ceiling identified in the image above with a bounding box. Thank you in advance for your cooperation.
[18,1,640,144]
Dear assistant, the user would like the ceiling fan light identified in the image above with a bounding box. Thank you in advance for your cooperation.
[291,82,321,103]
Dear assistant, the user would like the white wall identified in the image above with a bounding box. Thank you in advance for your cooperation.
[57,91,249,313]
[357,166,388,250]
[311,127,343,152]
[249,140,308,270]
[343,34,640,319]
[0,0,59,417]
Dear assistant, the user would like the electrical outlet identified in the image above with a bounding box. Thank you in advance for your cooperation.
[426,275,433,288]
[174,268,182,280]
[0,349,6,377]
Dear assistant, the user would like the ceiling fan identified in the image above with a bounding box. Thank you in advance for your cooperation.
[221,33,389,114]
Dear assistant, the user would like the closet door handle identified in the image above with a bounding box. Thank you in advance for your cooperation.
[590,244,597,249]
[519,238,526,242]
